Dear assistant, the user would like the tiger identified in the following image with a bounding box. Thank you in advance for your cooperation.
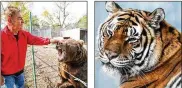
[56,39,87,88]
[98,1,181,88]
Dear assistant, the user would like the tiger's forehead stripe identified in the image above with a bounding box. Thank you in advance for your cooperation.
[109,10,146,23]
[105,11,130,22]
[99,13,120,33]
[99,9,152,39]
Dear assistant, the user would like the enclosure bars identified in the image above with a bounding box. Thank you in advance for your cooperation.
[29,12,37,88]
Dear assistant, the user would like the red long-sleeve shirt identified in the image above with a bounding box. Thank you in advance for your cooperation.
[1,26,50,75]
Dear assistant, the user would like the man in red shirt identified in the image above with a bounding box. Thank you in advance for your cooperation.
[1,6,62,88]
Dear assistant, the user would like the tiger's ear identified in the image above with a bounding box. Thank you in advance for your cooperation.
[148,8,165,29]
[105,1,122,14]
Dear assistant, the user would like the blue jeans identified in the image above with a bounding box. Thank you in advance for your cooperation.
[3,73,25,88]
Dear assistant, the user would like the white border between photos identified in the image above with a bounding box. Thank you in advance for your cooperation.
[88,0,94,88]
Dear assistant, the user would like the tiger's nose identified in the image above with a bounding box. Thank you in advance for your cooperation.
[105,50,119,60]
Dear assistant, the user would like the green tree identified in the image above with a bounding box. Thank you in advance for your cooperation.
[77,15,87,29]
[41,10,54,27]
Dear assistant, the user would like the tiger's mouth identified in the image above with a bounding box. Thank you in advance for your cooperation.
[110,59,132,67]
[100,53,133,68]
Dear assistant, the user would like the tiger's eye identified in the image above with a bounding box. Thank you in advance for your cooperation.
[131,40,140,48]
[123,28,128,34]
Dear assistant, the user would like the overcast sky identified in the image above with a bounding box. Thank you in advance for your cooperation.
[1,2,87,28]
[31,2,87,23]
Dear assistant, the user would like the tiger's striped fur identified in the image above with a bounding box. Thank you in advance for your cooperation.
[98,1,181,88]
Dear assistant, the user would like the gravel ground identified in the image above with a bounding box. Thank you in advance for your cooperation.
[24,45,61,88]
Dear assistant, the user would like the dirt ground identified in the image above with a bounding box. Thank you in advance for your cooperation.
[25,44,61,88]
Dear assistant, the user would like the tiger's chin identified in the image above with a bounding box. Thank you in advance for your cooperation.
[102,63,131,84]
[102,64,121,79]
[100,56,139,82]
[100,55,132,68]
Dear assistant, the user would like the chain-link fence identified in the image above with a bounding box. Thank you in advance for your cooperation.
[24,45,61,88]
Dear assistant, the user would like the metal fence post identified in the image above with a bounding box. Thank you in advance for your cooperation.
[29,12,37,88]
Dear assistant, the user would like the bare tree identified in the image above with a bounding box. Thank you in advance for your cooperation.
[41,2,74,37]
[1,3,5,12]
[41,2,73,29]
[54,2,72,28]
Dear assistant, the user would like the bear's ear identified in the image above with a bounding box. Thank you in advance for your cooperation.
[148,8,165,29]
[105,1,122,14]
[78,40,84,46]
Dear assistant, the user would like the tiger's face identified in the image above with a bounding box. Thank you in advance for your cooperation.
[56,39,85,63]
[99,1,163,78]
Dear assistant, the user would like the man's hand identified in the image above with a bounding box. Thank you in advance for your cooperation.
[50,37,64,44]
[50,37,71,44]
[0,75,4,86]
